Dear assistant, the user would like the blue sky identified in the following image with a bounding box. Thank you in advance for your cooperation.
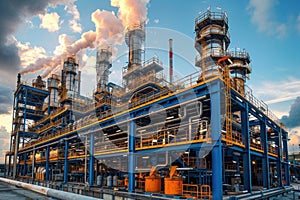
[0,0,300,161]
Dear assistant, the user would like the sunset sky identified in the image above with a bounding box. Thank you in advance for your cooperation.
[0,0,300,162]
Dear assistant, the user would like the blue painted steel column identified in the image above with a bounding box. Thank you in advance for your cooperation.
[260,119,270,189]
[283,132,290,186]
[210,80,223,200]
[64,140,69,184]
[277,129,283,187]
[7,155,11,177]
[242,102,252,192]
[128,119,136,192]
[46,146,50,181]
[89,133,95,186]
[23,153,27,176]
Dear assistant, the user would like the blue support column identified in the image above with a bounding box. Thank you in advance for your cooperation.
[89,133,95,186]
[8,155,11,177]
[23,153,27,176]
[242,103,252,192]
[210,81,223,200]
[283,133,290,186]
[128,119,136,193]
[260,119,270,189]
[64,140,69,184]
[46,146,50,181]
[277,130,283,187]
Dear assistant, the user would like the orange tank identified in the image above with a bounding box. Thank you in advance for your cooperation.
[164,177,183,195]
[124,177,128,187]
[145,176,161,193]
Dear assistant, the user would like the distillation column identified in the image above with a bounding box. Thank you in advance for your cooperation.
[194,10,230,81]
[61,57,79,103]
[123,24,145,90]
[47,74,60,108]
[96,47,112,93]
[228,48,251,95]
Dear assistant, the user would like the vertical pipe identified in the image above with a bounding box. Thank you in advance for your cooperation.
[210,80,223,200]
[283,133,290,186]
[242,103,252,192]
[277,129,283,187]
[169,39,173,84]
[23,153,27,176]
[85,136,87,184]
[89,133,95,186]
[64,140,69,184]
[46,146,50,181]
[128,119,136,192]
[261,119,270,189]
[32,149,35,179]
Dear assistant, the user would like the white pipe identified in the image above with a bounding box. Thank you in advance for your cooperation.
[0,177,101,200]
[136,151,169,171]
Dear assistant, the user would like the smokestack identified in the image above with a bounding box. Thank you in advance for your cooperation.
[125,24,145,69]
[169,39,173,84]
[96,47,112,92]
[17,73,21,86]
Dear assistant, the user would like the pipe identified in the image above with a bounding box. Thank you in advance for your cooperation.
[136,151,169,171]
[169,39,173,84]
[0,177,101,200]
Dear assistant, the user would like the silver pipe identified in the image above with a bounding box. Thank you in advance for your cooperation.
[0,177,101,200]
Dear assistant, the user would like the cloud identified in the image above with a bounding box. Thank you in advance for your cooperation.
[39,12,61,32]
[0,86,13,115]
[247,0,287,38]
[251,78,300,105]
[15,38,47,69]
[281,97,300,128]
[0,0,75,86]
[64,2,82,33]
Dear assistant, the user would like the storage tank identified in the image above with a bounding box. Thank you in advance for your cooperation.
[107,175,112,187]
[113,175,118,187]
[164,177,183,195]
[145,176,162,193]
[97,175,103,187]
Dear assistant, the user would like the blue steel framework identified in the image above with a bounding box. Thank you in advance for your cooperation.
[4,10,290,200]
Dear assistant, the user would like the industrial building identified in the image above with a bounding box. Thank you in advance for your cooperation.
[4,10,291,199]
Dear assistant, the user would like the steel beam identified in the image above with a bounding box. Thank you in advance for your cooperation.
[89,133,95,186]
[64,140,69,184]
[128,119,136,192]
[242,102,252,192]
[210,80,223,200]
[46,146,50,181]
[261,119,270,189]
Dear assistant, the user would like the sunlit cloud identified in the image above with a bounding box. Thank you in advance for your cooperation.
[39,12,61,32]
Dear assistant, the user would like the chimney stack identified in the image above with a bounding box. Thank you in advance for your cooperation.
[169,39,173,84]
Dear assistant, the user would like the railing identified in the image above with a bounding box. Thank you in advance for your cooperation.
[135,121,208,150]
[195,10,228,25]
[250,137,263,151]
[244,86,283,128]
[183,184,211,200]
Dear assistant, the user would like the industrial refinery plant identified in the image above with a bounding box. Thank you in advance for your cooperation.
[4,10,291,200]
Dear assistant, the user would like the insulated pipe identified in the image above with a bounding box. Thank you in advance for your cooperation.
[0,177,101,200]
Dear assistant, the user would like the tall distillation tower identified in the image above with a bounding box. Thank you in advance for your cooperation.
[194,10,251,95]
[123,25,145,90]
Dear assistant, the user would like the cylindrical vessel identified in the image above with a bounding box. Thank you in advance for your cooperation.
[113,175,118,187]
[164,177,183,195]
[145,176,161,193]
[97,175,102,187]
[107,175,112,187]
